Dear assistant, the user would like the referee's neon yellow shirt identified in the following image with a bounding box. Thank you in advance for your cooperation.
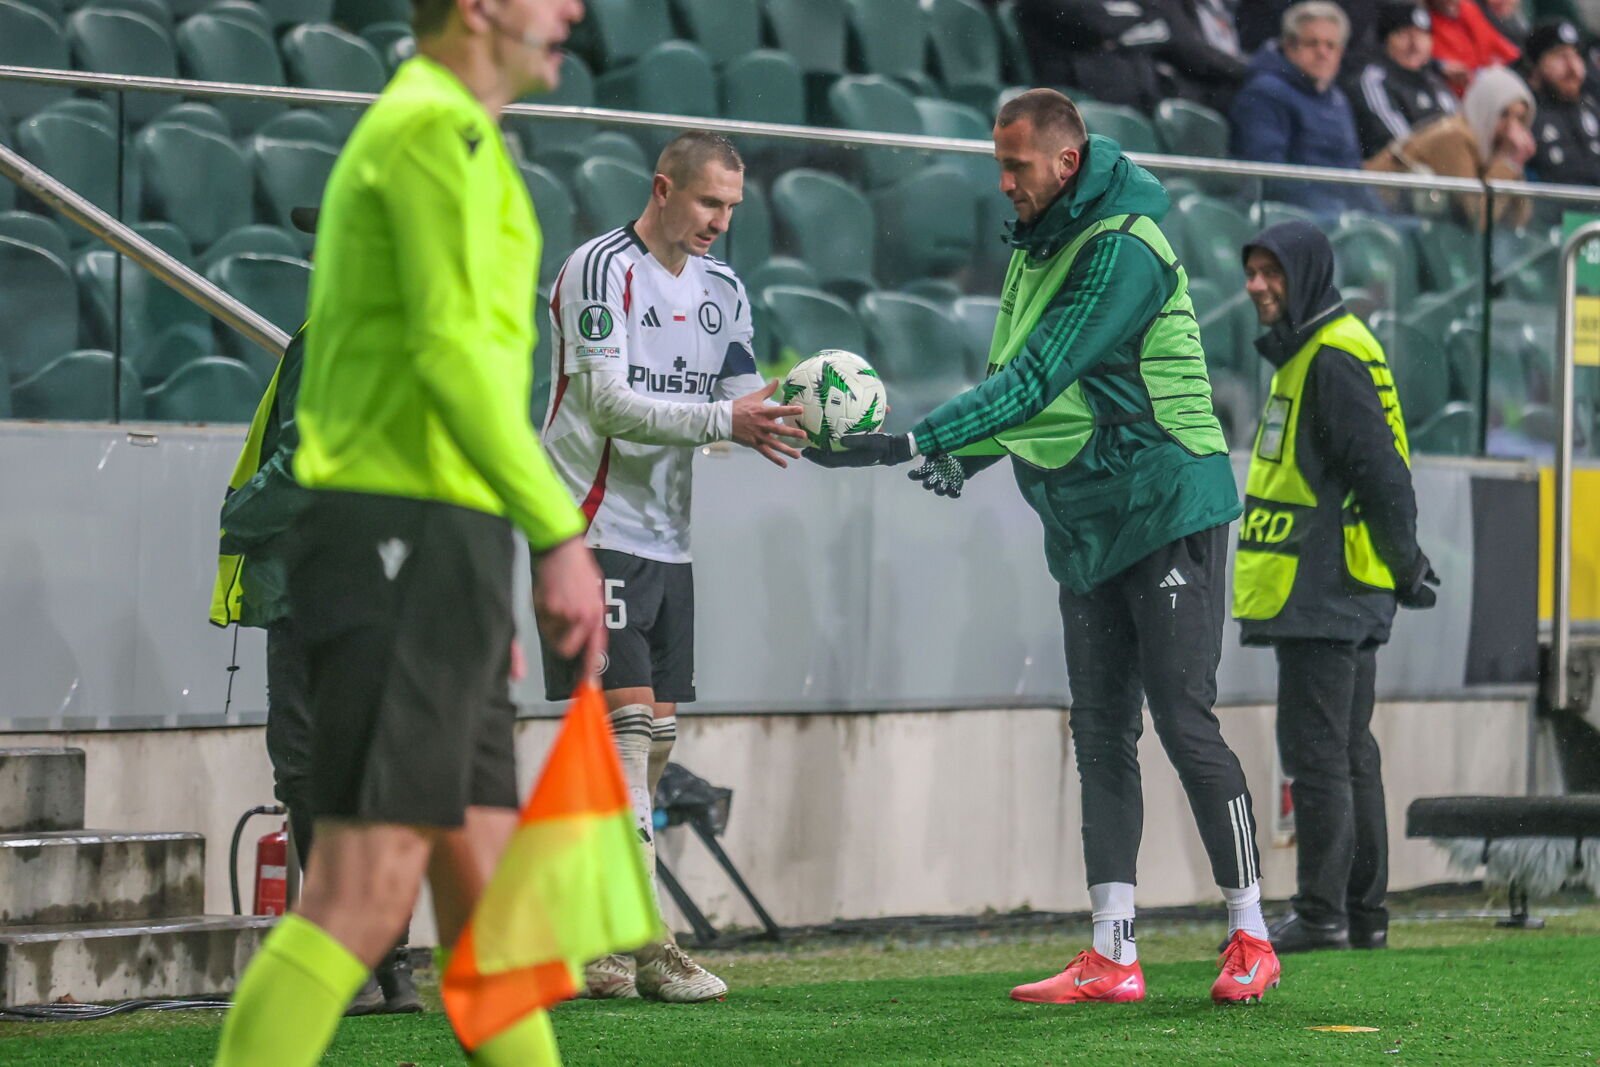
[294,56,584,552]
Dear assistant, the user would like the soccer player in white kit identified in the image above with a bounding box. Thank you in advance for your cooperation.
[539,130,805,1002]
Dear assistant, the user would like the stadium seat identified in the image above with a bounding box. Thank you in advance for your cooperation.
[858,291,968,431]
[75,243,214,382]
[135,121,253,251]
[532,286,552,423]
[1154,99,1228,158]
[12,0,62,24]
[572,156,651,234]
[0,0,70,123]
[952,294,999,379]
[0,236,77,382]
[144,355,265,421]
[205,251,310,375]
[1371,314,1450,428]
[901,277,963,303]
[1170,193,1253,287]
[517,163,576,283]
[1410,399,1477,454]
[760,284,866,368]
[507,53,594,146]
[992,0,1034,86]
[1250,199,1317,231]
[174,13,287,134]
[359,21,414,73]
[1077,102,1160,154]
[762,0,847,77]
[65,9,179,124]
[571,0,673,71]
[925,0,1004,112]
[207,0,273,33]
[595,41,717,152]
[723,179,771,273]
[872,165,978,288]
[256,108,342,146]
[1208,365,1251,447]
[844,0,934,95]
[11,349,143,419]
[200,223,300,271]
[87,0,170,27]
[249,136,338,253]
[531,130,646,187]
[259,0,331,31]
[670,0,761,66]
[333,0,407,31]
[720,50,806,128]
[0,210,67,261]
[913,97,993,190]
[771,169,876,301]
[1444,320,1482,402]
[745,256,817,296]
[15,111,119,227]
[281,23,386,134]
[826,75,926,189]
[1186,277,1237,371]
[1332,214,1417,312]
[1415,219,1479,294]
[153,101,232,137]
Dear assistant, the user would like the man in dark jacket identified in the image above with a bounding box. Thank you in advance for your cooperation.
[1014,0,1171,111]
[1235,221,1438,953]
[1230,1,1385,213]
[1524,19,1600,185]
[1347,2,1459,157]
[809,89,1281,1006]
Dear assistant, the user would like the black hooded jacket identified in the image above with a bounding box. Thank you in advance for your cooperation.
[1241,221,1424,647]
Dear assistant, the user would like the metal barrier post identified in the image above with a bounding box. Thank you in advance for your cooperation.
[1552,221,1600,712]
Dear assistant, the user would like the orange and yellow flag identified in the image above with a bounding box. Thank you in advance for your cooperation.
[442,681,661,1055]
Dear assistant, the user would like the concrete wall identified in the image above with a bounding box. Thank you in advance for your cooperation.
[4,695,1528,944]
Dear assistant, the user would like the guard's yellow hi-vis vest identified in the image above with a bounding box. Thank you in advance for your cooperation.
[209,361,283,627]
[1233,312,1409,623]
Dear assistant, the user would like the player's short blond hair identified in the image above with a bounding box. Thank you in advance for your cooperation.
[995,88,1088,151]
[656,130,744,186]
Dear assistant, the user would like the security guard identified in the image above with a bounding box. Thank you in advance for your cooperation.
[1524,18,1600,186]
[1236,221,1438,954]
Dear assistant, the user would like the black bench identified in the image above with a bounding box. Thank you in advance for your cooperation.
[1406,795,1600,928]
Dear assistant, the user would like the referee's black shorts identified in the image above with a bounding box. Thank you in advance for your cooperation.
[287,490,520,829]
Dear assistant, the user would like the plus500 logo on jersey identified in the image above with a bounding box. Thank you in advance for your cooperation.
[628,364,717,396]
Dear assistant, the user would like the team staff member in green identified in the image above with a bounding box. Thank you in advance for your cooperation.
[1235,222,1436,954]
[810,88,1279,1006]
[213,0,599,1064]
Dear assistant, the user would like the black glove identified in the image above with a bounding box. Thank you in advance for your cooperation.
[908,454,966,497]
[1395,556,1440,610]
[803,432,915,469]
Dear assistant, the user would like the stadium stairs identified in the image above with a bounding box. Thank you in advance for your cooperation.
[0,746,270,1006]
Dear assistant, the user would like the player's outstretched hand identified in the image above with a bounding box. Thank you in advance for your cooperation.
[908,454,965,497]
[733,379,807,468]
[533,536,608,678]
[804,432,915,468]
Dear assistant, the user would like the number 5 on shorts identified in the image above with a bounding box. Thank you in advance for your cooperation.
[604,578,627,629]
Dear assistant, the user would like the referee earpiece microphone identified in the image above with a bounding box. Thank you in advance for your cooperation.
[475,0,545,50]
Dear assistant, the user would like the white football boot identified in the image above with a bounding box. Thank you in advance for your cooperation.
[635,943,728,1003]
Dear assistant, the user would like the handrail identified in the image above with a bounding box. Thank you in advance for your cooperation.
[1551,220,1600,713]
[7,65,1600,201]
[0,140,290,358]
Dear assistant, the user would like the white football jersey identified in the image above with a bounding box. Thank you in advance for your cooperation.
[541,224,762,563]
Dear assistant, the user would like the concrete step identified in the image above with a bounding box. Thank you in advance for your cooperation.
[0,748,85,833]
[0,830,205,925]
[0,914,273,1006]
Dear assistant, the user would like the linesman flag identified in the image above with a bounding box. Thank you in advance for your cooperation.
[443,681,661,1055]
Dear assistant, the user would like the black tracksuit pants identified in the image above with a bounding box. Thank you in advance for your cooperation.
[1060,523,1262,890]
[1274,639,1388,931]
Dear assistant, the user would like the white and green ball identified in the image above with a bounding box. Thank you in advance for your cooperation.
[781,349,888,451]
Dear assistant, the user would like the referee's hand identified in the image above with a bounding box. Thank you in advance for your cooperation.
[534,536,608,678]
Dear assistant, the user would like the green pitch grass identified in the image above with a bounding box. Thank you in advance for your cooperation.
[3,911,1598,1065]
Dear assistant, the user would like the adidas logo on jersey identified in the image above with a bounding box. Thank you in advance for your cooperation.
[1158,568,1187,589]
[642,307,662,327]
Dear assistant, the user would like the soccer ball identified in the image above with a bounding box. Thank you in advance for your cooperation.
[780,350,888,450]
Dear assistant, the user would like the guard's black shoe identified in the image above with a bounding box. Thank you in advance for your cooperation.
[345,976,386,1016]
[1269,911,1351,954]
[377,947,425,1014]
[1348,922,1388,949]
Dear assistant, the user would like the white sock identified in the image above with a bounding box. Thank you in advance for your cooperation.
[1222,881,1269,939]
[608,705,662,925]
[648,715,676,796]
[1089,882,1138,964]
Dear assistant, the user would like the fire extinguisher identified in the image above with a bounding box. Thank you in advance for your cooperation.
[229,804,287,916]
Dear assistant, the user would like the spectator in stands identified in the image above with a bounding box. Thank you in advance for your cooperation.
[1158,0,1252,111]
[1524,19,1600,184]
[1427,0,1521,93]
[1230,1,1385,213]
[1348,3,1459,158]
[1364,65,1536,228]
[1484,0,1530,45]
[1239,0,1384,67]
[1013,0,1171,112]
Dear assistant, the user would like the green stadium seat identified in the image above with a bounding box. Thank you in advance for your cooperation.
[359,20,413,73]
[857,291,967,431]
[1415,219,1479,294]
[1186,277,1236,371]
[0,210,67,261]
[250,136,338,253]
[720,50,806,128]
[259,0,331,31]
[175,13,286,134]
[762,0,848,76]
[844,0,933,94]
[530,130,646,187]
[1170,193,1252,287]
[973,184,1015,290]
[595,41,717,152]
[826,75,926,189]
[65,9,177,124]
[953,294,999,379]
[913,97,993,191]
[1410,400,1479,455]
[205,251,310,376]
[0,236,77,381]
[760,284,865,370]
[135,121,252,251]
[75,244,213,382]
[1331,214,1417,312]
[571,0,673,71]
[12,0,62,24]
[0,0,70,122]
[256,108,342,146]
[901,277,963,303]
[87,0,170,27]
[1444,320,1482,402]
[718,179,772,273]
[1077,102,1160,154]
[670,0,761,66]
[745,256,817,296]
[772,169,876,301]
[207,0,273,33]
[573,156,651,234]
[508,52,595,146]
[333,0,407,31]
[1207,365,1253,448]
[925,0,1004,112]
[1154,99,1228,158]
[201,223,301,272]
[153,101,231,137]
[872,164,978,288]
[518,163,576,283]
[144,355,265,421]
[11,349,143,419]
[1250,199,1317,231]
[15,112,120,238]
[1370,314,1450,428]
[992,0,1033,86]
[281,23,385,134]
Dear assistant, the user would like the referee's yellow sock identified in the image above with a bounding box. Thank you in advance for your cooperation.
[214,913,368,1067]
[470,1008,561,1066]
